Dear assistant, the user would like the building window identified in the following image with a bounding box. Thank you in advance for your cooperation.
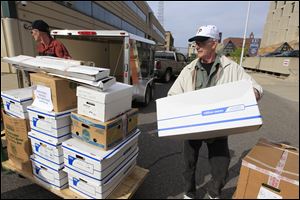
[284,1,286,5]
[291,2,295,13]
[152,24,165,39]
[57,1,92,16]
[136,28,146,37]
[92,3,122,29]
[123,1,147,22]
[281,7,284,17]
[274,1,277,9]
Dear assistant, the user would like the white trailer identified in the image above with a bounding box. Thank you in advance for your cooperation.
[51,30,156,106]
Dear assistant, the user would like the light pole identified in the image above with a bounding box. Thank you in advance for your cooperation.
[240,1,251,66]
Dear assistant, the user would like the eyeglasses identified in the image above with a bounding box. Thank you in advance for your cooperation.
[195,40,214,47]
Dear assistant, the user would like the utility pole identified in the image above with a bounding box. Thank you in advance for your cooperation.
[240,1,251,66]
[158,1,164,27]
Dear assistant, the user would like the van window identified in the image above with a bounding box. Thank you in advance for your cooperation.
[154,52,175,60]
[177,53,186,62]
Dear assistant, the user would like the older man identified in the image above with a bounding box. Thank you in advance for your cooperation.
[30,20,71,59]
[168,25,263,199]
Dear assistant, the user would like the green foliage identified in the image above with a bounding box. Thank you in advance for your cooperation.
[230,47,249,63]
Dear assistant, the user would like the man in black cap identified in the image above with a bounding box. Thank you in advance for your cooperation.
[31,20,71,59]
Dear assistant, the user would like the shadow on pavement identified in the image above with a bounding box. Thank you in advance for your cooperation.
[1,184,61,199]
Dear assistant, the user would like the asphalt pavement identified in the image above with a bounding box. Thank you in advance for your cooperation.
[1,74,299,199]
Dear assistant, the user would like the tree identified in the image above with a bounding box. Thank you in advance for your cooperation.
[229,47,249,63]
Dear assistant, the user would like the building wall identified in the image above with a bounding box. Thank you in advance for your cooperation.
[165,31,174,51]
[1,1,165,73]
[261,1,299,48]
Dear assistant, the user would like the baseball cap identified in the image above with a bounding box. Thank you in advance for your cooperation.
[31,20,50,33]
[188,25,220,42]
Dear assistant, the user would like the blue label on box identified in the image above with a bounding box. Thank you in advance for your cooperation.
[6,102,11,110]
[35,166,41,174]
[35,144,41,152]
[68,155,76,165]
[33,117,39,127]
[72,177,80,186]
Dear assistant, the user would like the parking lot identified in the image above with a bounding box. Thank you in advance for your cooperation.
[1,72,299,199]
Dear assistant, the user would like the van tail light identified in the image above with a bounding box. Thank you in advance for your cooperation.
[156,61,161,69]
[78,31,96,35]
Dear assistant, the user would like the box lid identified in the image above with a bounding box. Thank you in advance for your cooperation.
[243,138,299,181]
[71,108,138,128]
[76,82,133,104]
[27,105,76,119]
[1,87,34,103]
[156,80,257,121]
[28,131,63,146]
[62,129,140,162]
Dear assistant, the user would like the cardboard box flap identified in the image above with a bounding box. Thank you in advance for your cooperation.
[52,74,116,91]
[62,129,140,161]
[244,138,299,180]
[76,82,133,104]
[28,131,63,146]
[1,87,34,103]
[66,65,109,76]
[27,105,76,119]
[2,55,34,65]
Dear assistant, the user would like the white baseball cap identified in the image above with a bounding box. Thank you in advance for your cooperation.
[188,25,220,42]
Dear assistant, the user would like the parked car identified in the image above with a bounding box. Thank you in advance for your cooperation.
[154,51,187,82]
[274,50,299,57]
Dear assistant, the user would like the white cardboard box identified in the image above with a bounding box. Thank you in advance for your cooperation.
[68,154,137,199]
[77,82,133,122]
[62,130,140,186]
[1,87,34,119]
[27,105,75,138]
[31,155,68,190]
[156,80,263,140]
[28,131,70,166]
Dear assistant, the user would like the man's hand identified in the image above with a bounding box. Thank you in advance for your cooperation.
[253,88,260,101]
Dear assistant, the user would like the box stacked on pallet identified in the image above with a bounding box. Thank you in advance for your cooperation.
[1,87,34,173]
[28,73,77,190]
[63,130,140,199]
[1,87,34,119]
[62,82,141,199]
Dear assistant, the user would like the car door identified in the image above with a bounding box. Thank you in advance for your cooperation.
[175,53,186,75]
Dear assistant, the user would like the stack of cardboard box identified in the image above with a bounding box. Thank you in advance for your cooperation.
[1,87,34,173]
[62,82,140,199]
[28,73,77,190]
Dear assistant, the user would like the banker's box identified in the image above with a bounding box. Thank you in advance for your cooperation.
[31,155,68,190]
[27,105,75,139]
[63,130,140,186]
[67,154,137,199]
[1,87,34,119]
[2,111,32,173]
[30,73,77,112]
[156,80,263,140]
[234,138,299,199]
[28,130,71,169]
[71,108,138,150]
[76,82,133,122]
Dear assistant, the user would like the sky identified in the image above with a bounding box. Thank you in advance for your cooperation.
[147,1,270,49]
